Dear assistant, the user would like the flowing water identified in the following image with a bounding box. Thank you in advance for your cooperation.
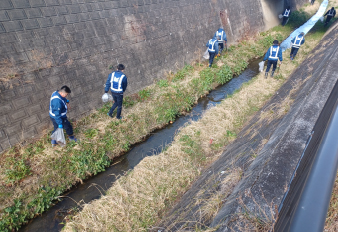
[20,58,261,232]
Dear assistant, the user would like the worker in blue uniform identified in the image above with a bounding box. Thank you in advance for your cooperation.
[49,85,77,146]
[282,6,291,26]
[263,40,283,78]
[206,37,219,67]
[290,32,305,60]
[324,7,336,26]
[213,27,227,53]
[104,64,128,119]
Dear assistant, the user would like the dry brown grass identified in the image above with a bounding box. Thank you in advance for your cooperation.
[229,190,278,232]
[197,168,243,223]
[62,4,332,230]
[325,176,338,231]
[0,49,53,90]
[62,70,288,231]
[29,49,54,71]
[0,59,19,88]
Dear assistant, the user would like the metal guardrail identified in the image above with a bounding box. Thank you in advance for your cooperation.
[274,80,338,231]
[288,101,338,231]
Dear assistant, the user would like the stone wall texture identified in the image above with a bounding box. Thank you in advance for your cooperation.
[0,0,305,152]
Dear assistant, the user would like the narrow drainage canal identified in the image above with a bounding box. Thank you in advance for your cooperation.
[20,58,261,232]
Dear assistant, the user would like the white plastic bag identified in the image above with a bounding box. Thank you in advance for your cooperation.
[102,93,113,103]
[203,49,209,60]
[320,16,324,22]
[259,61,265,72]
[278,14,283,19]
[51,128,66,147]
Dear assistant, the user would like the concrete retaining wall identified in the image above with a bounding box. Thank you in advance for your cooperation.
[0,0,305,152]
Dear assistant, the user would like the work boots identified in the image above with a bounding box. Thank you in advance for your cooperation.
[69,136,78,142]
[271,71,275,77]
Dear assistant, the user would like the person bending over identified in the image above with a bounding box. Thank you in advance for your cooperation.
[49,85,78,146]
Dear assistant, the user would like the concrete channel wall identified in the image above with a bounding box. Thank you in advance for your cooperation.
[0,0,305,152]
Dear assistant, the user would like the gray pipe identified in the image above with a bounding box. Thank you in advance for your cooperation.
[289,100,338,231]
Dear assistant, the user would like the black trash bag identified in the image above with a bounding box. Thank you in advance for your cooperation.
[51,128,66,147]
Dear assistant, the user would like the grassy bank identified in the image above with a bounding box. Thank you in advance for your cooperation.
[63,70,285,232]
[0,2,328,231]
[0,26,284,232]
[62,3,333,231]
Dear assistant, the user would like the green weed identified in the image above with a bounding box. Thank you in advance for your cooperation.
[165,108,179,122]
[123,96,136,107]
[4,158,32,184]
[179,135,205,162]
[259,35,274,48]
[138,89,151,101]
[288,10,310,28]
[84,128,98,139]
[98,103,111,114]
[226,130,237,138]
[157,79,169,88]
[173,65,194,81]
[216,65,233,84]
[274,73,284,80]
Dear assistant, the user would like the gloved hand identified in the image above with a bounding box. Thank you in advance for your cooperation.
[58,124,63,128]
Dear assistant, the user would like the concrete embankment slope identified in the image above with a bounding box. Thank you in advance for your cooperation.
[158,23,338,232]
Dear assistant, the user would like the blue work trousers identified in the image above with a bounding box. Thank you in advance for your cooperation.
[209,52,216,67]
[282,16,289,26]
[290,47,299,58]
[109,93,124,119]
[50,117,73,136]
[266,60,278,72]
